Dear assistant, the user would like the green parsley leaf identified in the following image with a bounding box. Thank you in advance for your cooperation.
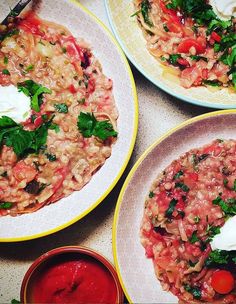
[190,55,208,62]
[168,54,181,65]
[141,0,153,27]
[25,64,34,72]
[0,116,52,157]
[149,191,154,198]
[173,170,184,179]
[205,249,229,266]
[49,123,60,133]
[189,231,199,243]
[78,98,86,104]
[54,103,68,113]
[175,182,189,192]
[11,300,21,304]
[17,80,51,112]
[184,284,201,300]
[165,198,178,218]
[203,80,221,87]
[163,24,169,32]
[0,202,12,209]
[213,196,236,216]
[3,56,8,64]
[77,112,118,141]
[233,180,236,191]
[130,9,141,17]
[2,69,10,75]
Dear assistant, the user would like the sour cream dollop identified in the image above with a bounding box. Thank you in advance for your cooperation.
[211,216,236,251]
[210,0,236,19]
[0,85,31,123]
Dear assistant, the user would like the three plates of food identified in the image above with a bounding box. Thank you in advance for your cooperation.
[105,0,236,108]
[0,0,138,241]
[113,110,236,303]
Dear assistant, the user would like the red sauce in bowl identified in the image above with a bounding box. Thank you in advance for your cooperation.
[23,250,121,304]
[32,258,117,303]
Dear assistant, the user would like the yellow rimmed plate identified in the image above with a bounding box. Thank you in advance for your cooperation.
[105,0,236,109]
[113,110,236,303]
[0,0,138,242]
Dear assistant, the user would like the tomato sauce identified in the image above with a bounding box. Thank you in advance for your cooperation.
[31,256,118,303]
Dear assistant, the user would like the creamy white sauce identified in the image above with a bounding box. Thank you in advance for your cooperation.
[211,216,236,251]
[0,85,31,123]
[210,0,236,19]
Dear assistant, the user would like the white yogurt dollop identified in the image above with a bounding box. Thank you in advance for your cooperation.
[0,85,31,123]
[211,216,236,251]
[210,0,236,19]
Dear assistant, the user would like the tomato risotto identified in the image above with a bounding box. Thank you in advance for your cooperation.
[141,139,236,303]
[0,12,118,216]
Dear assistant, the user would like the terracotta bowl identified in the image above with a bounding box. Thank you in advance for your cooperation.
[20,246,124,303]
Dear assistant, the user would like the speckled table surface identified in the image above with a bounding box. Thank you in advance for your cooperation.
[0,1,211,303]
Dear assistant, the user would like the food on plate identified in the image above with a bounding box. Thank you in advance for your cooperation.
[132,0,236,90]
[0,12,118,216]
[140,139,236,303]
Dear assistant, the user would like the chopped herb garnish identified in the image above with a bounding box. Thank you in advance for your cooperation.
[62,47,67,53]
[3,56,8,64]
[54,103,68,113]
[190,55,208,62]
[163,24,169,32]
[1,171,8,177]
[130,9,141,17]
[194,216,200,223]
[17,80,51,112]
[2,69,10,75]
[189,230,199,244]
[45,153,57,162]
[0,116,53,157]
[149,191,154,198]
[49,123,60,133]
[78,98,86,104]
[233,179,236,191]
[165,198,178,218]
[141,0,153,27]
[205,249,230,267]
[175,182,189,192]
[184,284,201,300]
[11,300,21,304]
[25,64,34,72]
[203,80,221,87]
[169,54,181,65]
[173,170,183,179]
[213,196,236,216]
[223,178,228,187]
[77,112,118,141]
[0,202,13,209]
[206,224,221,241]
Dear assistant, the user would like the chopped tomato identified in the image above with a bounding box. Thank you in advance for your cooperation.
[145,245,154,258]
[211,31,221,43]
[211,270,234,294]
[177,58,189,67]
[159,0,181,24]
[34,116,43,128]
[12,161,37,182]
[68,84,77,94]
[187,172,198,182]
[177,38,206,54]
[18,12,43,36]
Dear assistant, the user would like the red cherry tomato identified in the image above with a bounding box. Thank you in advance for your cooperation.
[177,38,206,54]
[211,270,235,294]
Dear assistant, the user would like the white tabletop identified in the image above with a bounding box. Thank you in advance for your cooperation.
[0,0,211,303]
